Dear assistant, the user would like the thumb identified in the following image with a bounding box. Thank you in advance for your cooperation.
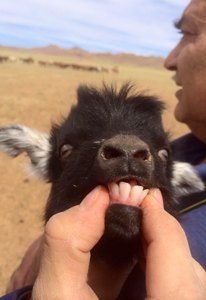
[32,186,110,300]
[140,188,188,246]
[140,188,166,244]
[140,189,197,299]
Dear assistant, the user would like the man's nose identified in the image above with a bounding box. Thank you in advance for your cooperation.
[164,46,178,71]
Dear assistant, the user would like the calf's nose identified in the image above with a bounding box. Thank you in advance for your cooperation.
[98,134,152,171]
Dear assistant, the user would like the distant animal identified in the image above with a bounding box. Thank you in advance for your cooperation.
[0,83,204,300]
[39,60,55,67]
[38,60,47,66]
[8,56,17,63]
[20,57,34,64]
[101,67,109,73]
[112,66,119,73]
[0,56,9,63]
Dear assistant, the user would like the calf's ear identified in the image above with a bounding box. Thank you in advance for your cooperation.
[172,161,205,197]
[0,124,51,179]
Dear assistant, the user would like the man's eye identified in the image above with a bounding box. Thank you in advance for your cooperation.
[158,149,169,163]
[178,30,193,37]
[60,144,73,158]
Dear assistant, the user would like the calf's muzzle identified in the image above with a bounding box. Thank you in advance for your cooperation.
[97,134,153,179]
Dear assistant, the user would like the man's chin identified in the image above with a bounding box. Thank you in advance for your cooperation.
[174,89,184,123]
[174,102,187,124]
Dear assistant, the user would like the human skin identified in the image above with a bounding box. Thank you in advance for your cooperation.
[164,0,206,143]
[141,189,206,300]
[31,186,206,300]
[32,186,130,300]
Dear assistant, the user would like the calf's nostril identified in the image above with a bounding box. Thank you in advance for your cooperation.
[133,150,149,160]
[102,146,150,161]
[99,134,152,165]
[103,146,123,159]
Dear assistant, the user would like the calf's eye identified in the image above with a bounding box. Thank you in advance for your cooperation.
[60,144,73,158]
[158,149,169,162]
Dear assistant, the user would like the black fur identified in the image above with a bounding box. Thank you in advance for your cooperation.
[44,83,178,299]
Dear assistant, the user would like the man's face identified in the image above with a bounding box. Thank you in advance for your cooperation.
[164,0,206,142]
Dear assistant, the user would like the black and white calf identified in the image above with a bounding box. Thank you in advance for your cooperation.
[0,83,204,299]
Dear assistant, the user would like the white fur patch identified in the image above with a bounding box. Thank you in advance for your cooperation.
[0,124,51,179]
[172,161,205,197]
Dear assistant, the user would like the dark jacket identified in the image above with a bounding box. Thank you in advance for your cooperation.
[172,133,206,269]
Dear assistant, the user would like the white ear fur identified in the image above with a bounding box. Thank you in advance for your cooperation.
[0,124,51,179]
[172,161,205,197]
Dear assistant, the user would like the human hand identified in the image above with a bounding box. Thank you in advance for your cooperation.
[31,186,129,300]
[8,186,206,300]
[140,189,206,300]
[6,235,43,294]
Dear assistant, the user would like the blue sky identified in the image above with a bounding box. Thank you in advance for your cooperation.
[0,0,189,57]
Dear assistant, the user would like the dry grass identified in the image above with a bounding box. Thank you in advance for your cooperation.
[0,51,189,296]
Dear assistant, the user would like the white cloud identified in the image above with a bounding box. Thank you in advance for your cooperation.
[0,0,188,56]
[163,0,190,7]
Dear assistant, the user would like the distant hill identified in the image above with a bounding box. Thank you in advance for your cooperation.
[0,44,165,68]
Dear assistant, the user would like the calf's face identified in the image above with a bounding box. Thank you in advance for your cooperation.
[46,83,176,268]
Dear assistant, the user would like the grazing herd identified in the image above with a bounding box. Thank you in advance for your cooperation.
[0,55,119,73]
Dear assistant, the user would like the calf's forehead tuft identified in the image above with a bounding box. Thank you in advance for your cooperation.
[74,84,164,127]
[76,83,165,113]
[51,83,166,146]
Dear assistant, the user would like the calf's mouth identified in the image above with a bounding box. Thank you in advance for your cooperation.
[107,178,149,207]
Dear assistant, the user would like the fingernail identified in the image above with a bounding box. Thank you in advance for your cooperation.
[149,188,164,208]
[79,186,102,211]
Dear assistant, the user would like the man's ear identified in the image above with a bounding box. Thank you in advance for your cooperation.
[0,124,51,179]
[172,161,205,197]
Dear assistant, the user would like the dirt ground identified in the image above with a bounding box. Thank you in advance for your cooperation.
[0,52,189,296]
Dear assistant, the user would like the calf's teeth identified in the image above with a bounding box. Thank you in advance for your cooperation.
[119,182,131,202]
[108,181,149,206]
[130,185,143,205]
[108,182,119,196]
